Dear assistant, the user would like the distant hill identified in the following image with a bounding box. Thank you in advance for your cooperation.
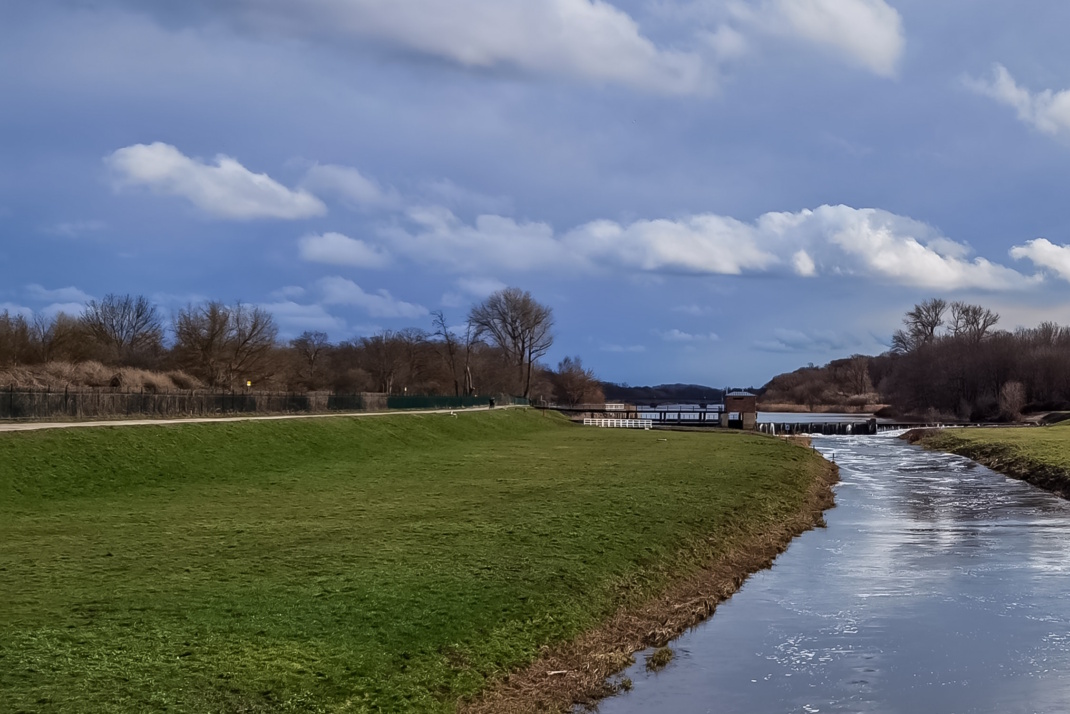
[760,355,884,412]
[601,383,756,403]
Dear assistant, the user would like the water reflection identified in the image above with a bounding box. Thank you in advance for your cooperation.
[597,433,1070,714]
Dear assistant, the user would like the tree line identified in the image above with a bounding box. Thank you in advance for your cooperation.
[763,298,1070,420]
[0,287,603,404]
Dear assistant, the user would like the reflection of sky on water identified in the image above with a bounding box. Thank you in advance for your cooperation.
[597,434,1070,714]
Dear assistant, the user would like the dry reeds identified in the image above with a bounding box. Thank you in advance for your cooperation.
[0,361,206,392]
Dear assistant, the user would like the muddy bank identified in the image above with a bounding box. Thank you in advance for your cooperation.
[459,457,840,714]
[904,428,1070,499]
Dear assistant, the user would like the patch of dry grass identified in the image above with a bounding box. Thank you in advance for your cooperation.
[0,361,206,391]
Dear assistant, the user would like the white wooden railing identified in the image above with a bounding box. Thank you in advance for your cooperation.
[583,418,653,430]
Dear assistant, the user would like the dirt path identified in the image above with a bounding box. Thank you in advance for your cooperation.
[0,405,511,433]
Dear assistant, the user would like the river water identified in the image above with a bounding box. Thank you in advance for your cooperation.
[597,432,1070,714]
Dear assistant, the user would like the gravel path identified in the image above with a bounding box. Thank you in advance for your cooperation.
[0,405,510,433]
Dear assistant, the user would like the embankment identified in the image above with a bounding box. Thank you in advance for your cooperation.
[462,448,837,713]
[0,410,837,713]
[905,426,1070,499]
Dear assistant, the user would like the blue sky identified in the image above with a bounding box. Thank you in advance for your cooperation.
[6,1,1070,385]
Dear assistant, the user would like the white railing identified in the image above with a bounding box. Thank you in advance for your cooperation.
[583,418,653,430]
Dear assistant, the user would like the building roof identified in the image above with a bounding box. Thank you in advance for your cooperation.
[726,391,757,397]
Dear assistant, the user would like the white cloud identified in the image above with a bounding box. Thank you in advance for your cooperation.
[369,203,1036,290]
[1010,239,1070,282]
[810,205,1033,290]
[317,276,428,319]
[566,214,779,274]
[734,0,903,76]
[384,206,566,272]
[0,300,84,319]
[966,64,1070,139]
[0,303,34,319]
[225,0,710,95]
[299,232,391,269]
[260,300,346,335]
[656,328,720,342]
[302,164,401,210]
[25,284,94,304]
[703,24,750,62]
[106,142,326,220]
[40,302,90,319]
[791,250,817,276]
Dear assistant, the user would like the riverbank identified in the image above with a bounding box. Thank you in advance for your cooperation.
[905,424,1070,498]
[0,411,836,713]
[463,447,837,713]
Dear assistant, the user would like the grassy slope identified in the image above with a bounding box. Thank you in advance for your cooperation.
[917,422,1070,495]
[1,410,828,713]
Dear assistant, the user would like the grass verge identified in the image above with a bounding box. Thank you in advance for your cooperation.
[906,423,1070,498]
[1,409,834,713]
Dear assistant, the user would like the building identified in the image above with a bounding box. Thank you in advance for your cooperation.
[720,391,758,429]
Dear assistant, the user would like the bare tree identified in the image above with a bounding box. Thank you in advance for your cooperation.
[81,294,163,363]
[892,298,947,354]
[949,302,999,342]
[468,287,553,399]
[290,331,330,388]
[0,311,35,366]
[431,312,478,396]
[843,355,872,396]
[432,311,462,396]
[359,330,406,394]
[172,301,278,388]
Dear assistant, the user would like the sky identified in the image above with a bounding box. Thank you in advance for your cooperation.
[6,1,1070,386]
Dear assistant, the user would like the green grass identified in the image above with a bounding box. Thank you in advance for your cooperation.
[0,410,828,713]
[923,421,1070,468]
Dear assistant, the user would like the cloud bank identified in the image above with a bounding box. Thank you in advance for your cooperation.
[200,0,711,94]
[365,202,1036,291]
[732,0,904,77]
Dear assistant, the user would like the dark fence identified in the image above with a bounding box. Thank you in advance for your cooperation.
[0,388,365,420]
[0,388,530,421]
[386,395,488,410]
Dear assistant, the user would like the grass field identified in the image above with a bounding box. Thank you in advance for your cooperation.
[915,422,1070,495]
[0,410,829,713]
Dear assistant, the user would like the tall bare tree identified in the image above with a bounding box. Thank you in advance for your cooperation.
[892,298,947,354]
[431,311,462,396]
[468,287,553,399]
[81,294,163,363]
[949,302,1000,342]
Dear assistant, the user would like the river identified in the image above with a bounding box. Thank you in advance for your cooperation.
[596,432,1070,713]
